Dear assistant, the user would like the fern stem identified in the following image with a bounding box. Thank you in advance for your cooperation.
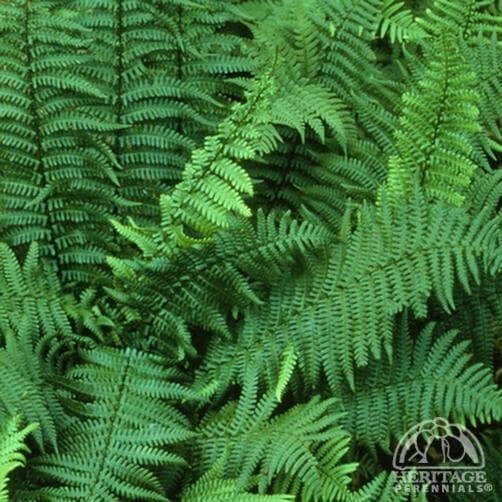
[419,34,451,187]
[170,52,280,229]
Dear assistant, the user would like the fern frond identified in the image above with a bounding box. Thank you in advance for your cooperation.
[106,210,329,357]
[386,32,481,206]
[70,0,250,223]
[194,389,355,499]
[199,190,502,390]
[0,242,74,340]
[0,0,120,283]
[340,318,502,451]
[419,0,502,38]
[181,460,294,502]
[0,330,65,453]
[0,416,37,502]
[244,0,359,148]
[460,32,502,143]
[317,0,396,106]
[377,0,426,43]
[31,346,195,501]
[149,71,280,251]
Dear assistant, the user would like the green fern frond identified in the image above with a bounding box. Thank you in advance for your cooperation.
[181,460,294,502]
[419,0,502,38]
[155,72,280,250]
[386,32,481,206]
[106,210,329,357]
[0,329,65,453]
[377,0,426,43]
[0,416,37,502]
[0,0,120,283]
[194,389,355,499]
[0,1,500,500]
[31,346,195,501]
[0,242,74,340]
[200,190,502,391]
[275,344,297,402]
[70,0,250,223]
[460,32,502,143]
[317,0,396,106]
[340,318,502,450]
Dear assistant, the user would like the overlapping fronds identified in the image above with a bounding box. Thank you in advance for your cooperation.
[340,318,502,450]
[193,389,356,501]
[0,0,120,282]
[106,210,329,357]
[0,1,500,500]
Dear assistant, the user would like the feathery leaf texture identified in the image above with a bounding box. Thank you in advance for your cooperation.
[386,33,481,206]
[31,347,195,501]
[0,0,500,500]
[0,416,37,502]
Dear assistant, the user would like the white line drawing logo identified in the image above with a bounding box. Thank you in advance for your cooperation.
[393,417,484,471]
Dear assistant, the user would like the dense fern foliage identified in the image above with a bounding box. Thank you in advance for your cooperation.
[0,0,501,500]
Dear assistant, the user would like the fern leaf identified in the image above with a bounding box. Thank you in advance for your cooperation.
[340,318,502,450]
[386,32,481,206]
[0,417,37,502]
[31,347,196,501]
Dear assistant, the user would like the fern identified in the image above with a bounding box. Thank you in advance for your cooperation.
[69,0,250,224]
[0,1,501,501]
[106,210,328,357]
[200,189,502,393]
[0,0,122,283]
[110,71,280,256]
[460,32,502,144]
[0,243,75,451]
[420,0,502,38]
[0,416,37,502]
[386,33,481,206]
[377,0,426,43]
[193,386,356,500]
[30,346,195,501]
[340,317,502,450]
[180,460,294,501]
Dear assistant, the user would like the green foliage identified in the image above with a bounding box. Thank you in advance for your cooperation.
[0,417,37,502]
[377,0,426,43]
[30,347,195,501]
[340,318,502,450]
[386,32,481,206]
[0,0,500,501]
[0,0,120,283]
[192,390,357,500]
